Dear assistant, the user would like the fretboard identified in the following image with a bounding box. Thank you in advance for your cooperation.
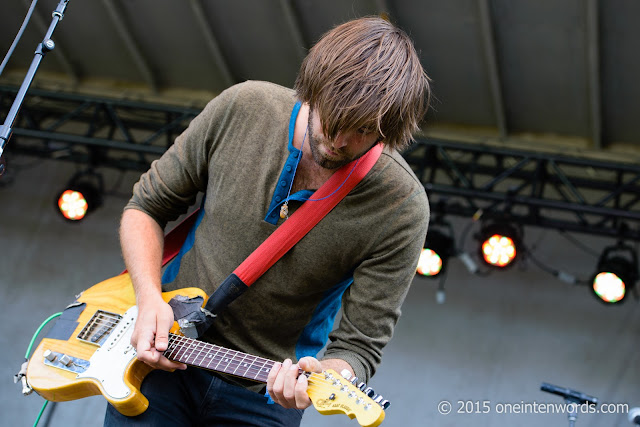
[164,334,275,383]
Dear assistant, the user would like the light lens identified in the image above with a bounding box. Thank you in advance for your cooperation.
[592,272,626,303]
[58,189,89,221]
[481,234,516,267]
[417,248,443,277]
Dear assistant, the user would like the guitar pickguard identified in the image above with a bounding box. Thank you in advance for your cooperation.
[75,306,138,400]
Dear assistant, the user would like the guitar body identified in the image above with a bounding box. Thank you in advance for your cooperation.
[26,274,386,426]
[26,273,206,416]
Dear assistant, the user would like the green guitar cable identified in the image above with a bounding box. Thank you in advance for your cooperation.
[21,312,63,427]
[25,312,62,358]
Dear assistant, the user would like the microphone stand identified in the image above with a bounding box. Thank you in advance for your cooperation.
[0,0,71,177]
[541,382,598,427]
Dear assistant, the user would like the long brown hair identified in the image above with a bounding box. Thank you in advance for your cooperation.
[295,16,431,151]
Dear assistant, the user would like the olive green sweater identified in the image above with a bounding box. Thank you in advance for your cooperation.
[125,81,429,384]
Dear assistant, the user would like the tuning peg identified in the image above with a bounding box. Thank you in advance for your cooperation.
[372,394,391,409]
[340,369,352,380]
[349,376,359,385]
[363,386,375,398]
[357,382,367,391]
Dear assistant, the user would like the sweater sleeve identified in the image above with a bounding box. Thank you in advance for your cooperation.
[124,85,240,228]
[322,163,430,383]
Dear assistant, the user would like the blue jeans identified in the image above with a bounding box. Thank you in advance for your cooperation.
[103,368,304,426]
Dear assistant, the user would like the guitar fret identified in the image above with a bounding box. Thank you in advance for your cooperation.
[163,334,275,383]
[220,349,238,375]
[193,340,211,366]
[166,335,185,361]
[254,358,272,382]
[166,337,178,360]
[242,354,260,379]
[201,345,217,369]
[228,351,244,375]
[231,353,248,376]
[208,345,227,370]
[185,339,199,364]
[213,347,230,372]
[191,341,206,366]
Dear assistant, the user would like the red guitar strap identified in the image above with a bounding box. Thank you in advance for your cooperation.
[233,143,383,286]
[161,209,200,267]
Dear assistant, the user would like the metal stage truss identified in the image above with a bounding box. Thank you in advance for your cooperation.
[0,85,201,171]
[404,140,640,240]
[2,85,640,240]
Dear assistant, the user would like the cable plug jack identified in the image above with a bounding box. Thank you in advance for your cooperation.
[14,360,33,396]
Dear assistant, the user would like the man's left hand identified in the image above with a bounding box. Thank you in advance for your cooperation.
[266,357,354,410]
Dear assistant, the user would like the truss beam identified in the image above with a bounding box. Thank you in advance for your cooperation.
[0,85,199,171]
[405,139,640,240]
[2,85,640,240]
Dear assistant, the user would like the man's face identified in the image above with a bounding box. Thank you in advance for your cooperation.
[307,108,380,170]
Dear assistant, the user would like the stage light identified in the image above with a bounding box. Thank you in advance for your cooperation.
[55,170,103,222]
[477,222,521,268]
[417,228,454,278]
[591,244,637,304]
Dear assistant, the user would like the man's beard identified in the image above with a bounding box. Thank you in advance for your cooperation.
[307,113,354,170]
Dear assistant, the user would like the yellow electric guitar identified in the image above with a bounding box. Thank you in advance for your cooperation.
[25,274,387,427]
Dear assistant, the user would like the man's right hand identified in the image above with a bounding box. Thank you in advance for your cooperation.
[130,294,187,371]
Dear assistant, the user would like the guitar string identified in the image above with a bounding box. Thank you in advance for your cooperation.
[90,319,302,382]
[166,335,377,404]
[166,335,336,386]
[169,335,302,381]
[83,315,119,327]
[82,321,375,405]
[79,316,122,339]
[167,327,370,398]
[168,335,332,385]
[84,316,119,327]
[166,335,351,395]
[83,320,339,384]
[168,334,275,380]
[85,319,358,392]
[168,337,374,402]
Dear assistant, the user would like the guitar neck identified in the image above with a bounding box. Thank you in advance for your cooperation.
[164,333,276,383]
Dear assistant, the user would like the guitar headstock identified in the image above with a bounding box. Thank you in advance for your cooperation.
[307,369,387,427]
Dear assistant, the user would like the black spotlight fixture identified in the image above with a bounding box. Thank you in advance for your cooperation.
[55,169,104,222]
[417,226,455,278]
[591,243,638,304]
[476,222,522,269]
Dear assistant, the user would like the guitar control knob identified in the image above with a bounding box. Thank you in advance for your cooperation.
[59,354,72,366]
[43,350,56,362]
[363,386,375,398]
